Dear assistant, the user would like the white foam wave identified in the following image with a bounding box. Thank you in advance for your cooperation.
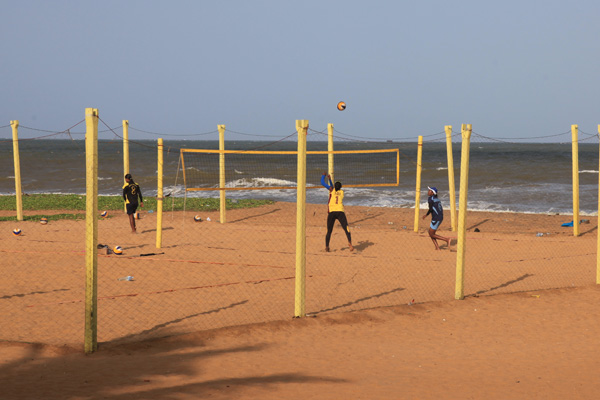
[579,170,599,174]
[225,177,297,188]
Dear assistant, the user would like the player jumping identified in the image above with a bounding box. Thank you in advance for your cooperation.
[321,172,354,252]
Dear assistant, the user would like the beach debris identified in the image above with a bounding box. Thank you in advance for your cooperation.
[536,233,544,237]
[117,276,134,281]
[562,220,589,227]
[408,299,415,306]
[474,228,480,232]
[206,217,211,221]
[531,294,540,298]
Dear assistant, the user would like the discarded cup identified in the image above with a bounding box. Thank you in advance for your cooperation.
[118,276,135,281]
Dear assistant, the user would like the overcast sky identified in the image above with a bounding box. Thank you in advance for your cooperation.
[1,0,599,141]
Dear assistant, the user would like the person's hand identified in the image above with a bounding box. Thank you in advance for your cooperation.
[140,202,144,208]
[422,214,426,220]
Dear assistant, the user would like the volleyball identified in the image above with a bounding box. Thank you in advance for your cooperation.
[135,212,141,219]
[40,217,48,225]
[337,101,346,111]
[113,245,123,255]
[13,228,22,236]
[100,211,108,218]
[194,215,202,222]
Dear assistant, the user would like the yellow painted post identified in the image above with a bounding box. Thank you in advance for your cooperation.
[84,108,99,353]
[597,124,600,284]
[156,138,164,249]
[327,123,334,181]
[572,124,580,237]
[413,136,423,232]
[294,119,309,318]
[218,124,226,224]
[455,124,472,300]
[445,125,457,231]
[123,120,129,213]
[10,120,23,221]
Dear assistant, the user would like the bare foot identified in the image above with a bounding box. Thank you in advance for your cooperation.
[325,247,330,252]
[348,244,355,252]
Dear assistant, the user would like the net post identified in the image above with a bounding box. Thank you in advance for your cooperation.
[597,124,600,284]
[123,120,129,213]
[218,124,226,224]
[455,124,471,300]
[413,136,423,232]
[84,108,99,354]
[327,123,334,181]
[10,120,23,221]
[445,125,457,231]
[156,138,164,249]
[572,124,580,237]
[295,119,309,318]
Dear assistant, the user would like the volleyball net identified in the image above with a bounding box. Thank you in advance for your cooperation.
[180,148,400,191]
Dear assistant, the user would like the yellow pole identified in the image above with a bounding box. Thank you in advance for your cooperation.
[123,120,129,213]
[294,119,309,318]
[455,124,471,300]
[218,124,226,224]
[327,123,334,181]
[10,120,23,221]
[84,108,99,354]
[413,136,423,232]
[597,124,600,284]
[156,138,164,249]
[572,124,580,237]
[445,125,457,231]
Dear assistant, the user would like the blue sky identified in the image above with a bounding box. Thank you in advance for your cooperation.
[1,1,599,141]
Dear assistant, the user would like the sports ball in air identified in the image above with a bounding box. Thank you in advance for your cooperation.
[113,245,123,255]
[100,211,108,218]
[337,101,346,111]
[40,217,48,225]
[194,215,202,222]
[13,228,22,236]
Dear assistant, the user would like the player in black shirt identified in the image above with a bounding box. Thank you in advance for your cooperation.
[122,173,143,233]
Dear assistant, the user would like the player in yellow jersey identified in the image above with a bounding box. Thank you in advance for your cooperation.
[123,173,143,233]
[321,173,354,252]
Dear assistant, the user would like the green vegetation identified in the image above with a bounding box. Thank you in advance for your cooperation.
[0,194,274,221]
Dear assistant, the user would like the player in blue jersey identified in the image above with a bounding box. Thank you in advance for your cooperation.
[422,186,451,250]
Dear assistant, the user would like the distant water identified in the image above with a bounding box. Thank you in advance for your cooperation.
[1,138,599,215]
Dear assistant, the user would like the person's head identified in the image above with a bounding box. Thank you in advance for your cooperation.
[125,173,133,183]
[427,186,437,196]
[334,181,342,191]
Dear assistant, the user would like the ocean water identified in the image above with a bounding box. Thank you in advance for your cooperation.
[1,138,599,215]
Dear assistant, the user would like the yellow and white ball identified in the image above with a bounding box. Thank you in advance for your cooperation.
[13,228,22,236]
[337,101,346,111]
[113,246,123,255]
[40,217,48,225]
[194,215,202,222]
[100,211,108,218]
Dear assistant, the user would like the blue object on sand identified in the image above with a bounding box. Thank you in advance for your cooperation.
[562,221,573,227]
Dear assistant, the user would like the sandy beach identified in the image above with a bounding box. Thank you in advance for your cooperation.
[1,202,599,399]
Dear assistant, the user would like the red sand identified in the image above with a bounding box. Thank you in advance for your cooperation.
[1,203,600,398]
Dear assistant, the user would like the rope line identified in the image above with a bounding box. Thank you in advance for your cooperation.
[129,126,218,137]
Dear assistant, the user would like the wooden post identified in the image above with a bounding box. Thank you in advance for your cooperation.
[218,124,226,224]
[597,124,600,284]
[413,136,423,232]
[10,120,23,221]
[572,124,580,237]
[123,120,129,213]
[294,120,309,318]
[156,138,164,249]
[84,108,99,354]
[445,125,457,231]
[455,124,472,300]
[327,123,334,181]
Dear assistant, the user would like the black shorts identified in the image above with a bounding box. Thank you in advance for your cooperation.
[126,203,138,215]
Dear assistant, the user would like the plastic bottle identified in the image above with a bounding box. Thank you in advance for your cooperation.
[118,275,135,281]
